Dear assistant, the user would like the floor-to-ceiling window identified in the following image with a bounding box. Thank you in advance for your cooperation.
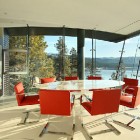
[45,36,77,79]
[9,36,28,94]
[0,28,3,96]
[9,35,56,93]
[0,43,2,96]
[85,35,140,81]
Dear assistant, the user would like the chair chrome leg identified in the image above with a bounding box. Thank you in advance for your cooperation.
[90,128,112,136]
[18,110,40,125]
[46,125,73,138]
[47,130,72,136]
[82,124,93,139]
[71,124,75,140]
[113,109,140,131]
[105,121,121,135]
[39,117,74,139]
[113,120,135,131]
[87,121,121,136]
[18,112,29,125]
[124,112,140,120]
[81,119,120,139]
[39,123,49,137]
[72,104,76,130]
[73,124,75,130]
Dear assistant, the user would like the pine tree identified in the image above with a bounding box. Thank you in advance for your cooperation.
[29,36,54,78]
[54,37,71,79]
[9,35,55,92]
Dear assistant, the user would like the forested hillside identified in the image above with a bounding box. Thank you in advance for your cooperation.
[85,57,140,69]
[48,53,140,70]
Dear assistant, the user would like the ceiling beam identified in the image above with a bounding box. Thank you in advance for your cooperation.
[5,26,127,42]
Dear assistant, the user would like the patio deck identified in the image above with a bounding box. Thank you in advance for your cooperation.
[0,96,140,140]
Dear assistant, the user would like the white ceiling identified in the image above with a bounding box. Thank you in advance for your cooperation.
[0,0,140,35]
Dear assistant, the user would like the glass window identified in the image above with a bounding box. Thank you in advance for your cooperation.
[0,44,2,96]
[9,49,27,74]
[9,36,28,74]
[85,36,140,81]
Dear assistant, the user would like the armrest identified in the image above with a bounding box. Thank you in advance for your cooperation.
[122,86,128,92]
[15,93,25,96]
[121,91,133,96]
[84,94,92,102]
[15,92,38,96]
[27,92,38,95]
[125,88,134,94]
[71,94,75,103]
[122,86,135,95]
[80,94,92,104]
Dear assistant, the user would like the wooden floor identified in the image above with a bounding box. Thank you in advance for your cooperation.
[0,96,140,140]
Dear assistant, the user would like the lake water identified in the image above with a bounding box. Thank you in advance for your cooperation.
[85,69,140,81]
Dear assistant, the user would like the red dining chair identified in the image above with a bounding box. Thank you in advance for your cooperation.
[87,75,102,80]
[14,82,39,125]
[122,77,138,95]
[40,77,56,84]
[64,76,78,81]
[80,89,121,139]
[114,86,140,130]
[39,89,75,139]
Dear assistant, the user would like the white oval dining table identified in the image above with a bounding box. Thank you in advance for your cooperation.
[35,80,125,91]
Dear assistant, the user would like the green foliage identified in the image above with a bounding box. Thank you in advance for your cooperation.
[9,36,27,72]
[64,56,71,76]
[54,37,71,77]
[29,36,54,78]
[70,47,77,75]
[9,35,55,92]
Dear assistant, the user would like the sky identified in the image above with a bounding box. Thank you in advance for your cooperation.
[44,35,140,58]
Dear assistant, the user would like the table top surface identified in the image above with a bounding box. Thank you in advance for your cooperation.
[35,80,125,91]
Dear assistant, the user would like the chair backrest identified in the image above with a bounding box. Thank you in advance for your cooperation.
[88,76,102,80]
[91,89,121,115]
[39,89,71,116]
[40,77,56,84]
[123,77,138,89]
[64,76,78,81]
[14,82,25,106]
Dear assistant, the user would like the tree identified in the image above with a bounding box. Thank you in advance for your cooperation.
[9,36,27,72]
[70,47,77,76]
[111,60,126,80]
[29,36,54,78]
[54,37,71,79]
[9,35,55,92]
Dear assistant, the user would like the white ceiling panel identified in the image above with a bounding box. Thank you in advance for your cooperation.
[0,0,140,35]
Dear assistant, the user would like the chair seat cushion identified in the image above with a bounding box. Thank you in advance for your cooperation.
[120,95,133,107]
[20,95,39,106]
[125,88,134,94]
[81,102,92,114]
[123,93,133,96]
